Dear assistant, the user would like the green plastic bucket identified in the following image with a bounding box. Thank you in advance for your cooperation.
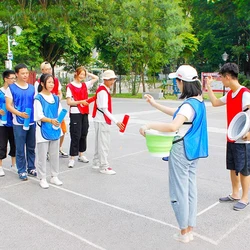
[145,129,176,157]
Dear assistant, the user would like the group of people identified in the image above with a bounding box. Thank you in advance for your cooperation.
[1,61,249,243]
[0,62,124,189]
[140,62,250,243]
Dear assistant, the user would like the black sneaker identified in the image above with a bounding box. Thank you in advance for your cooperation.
[28,169,37,177]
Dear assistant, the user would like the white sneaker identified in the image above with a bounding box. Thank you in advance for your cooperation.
[173,233,190,243]
[50,177,63,186]
[0,167,5,177]
[40,179,49,189]
[78,155,89,163]
[59,149,68,158]
[188,232,194,241]
[99,167,116,175]
[68,159,75,168]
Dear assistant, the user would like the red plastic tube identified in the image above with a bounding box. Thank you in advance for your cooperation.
[86,96,96,103]
[119,114,130,133]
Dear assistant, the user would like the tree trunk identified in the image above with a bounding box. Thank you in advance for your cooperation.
[118,75,122,94]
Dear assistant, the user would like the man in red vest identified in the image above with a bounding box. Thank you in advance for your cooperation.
[206,63,250,211]
[35,61,68,158]
[92,70,124,175]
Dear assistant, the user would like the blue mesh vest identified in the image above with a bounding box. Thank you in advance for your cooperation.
[9,83,35,124]
[0,89,13,127]
[173,98,208,160]
[35,94,61,141]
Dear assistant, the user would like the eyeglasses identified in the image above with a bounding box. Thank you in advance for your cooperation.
[7,77,16,80]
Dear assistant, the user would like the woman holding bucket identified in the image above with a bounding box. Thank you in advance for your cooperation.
[140,65,208,243]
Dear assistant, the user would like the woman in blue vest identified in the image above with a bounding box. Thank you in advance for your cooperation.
[140,65,208,243]
[34,74,63,189]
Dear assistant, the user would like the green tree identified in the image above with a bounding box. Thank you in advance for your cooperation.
[95,0,195,95]
[0,0,100,71]
[189,0,250,77]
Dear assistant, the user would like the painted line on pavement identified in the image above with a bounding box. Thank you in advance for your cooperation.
[0,197,107,250]
[1,163,221,246]
[1,180,28,189]
[42,183,218,246]
[216,214,250,245]
[197,202,220,216]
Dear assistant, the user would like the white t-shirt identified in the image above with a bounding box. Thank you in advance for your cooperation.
[220,86,250,109]
[34,93,62,143]
[176,103,195,136]
[66,80,93,114]
[5,82,34,125]
[93,83,117,124]
[220,86,250,143]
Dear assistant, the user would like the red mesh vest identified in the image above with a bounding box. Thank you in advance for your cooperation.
[52,78,59,95]
[92,85,112,125]
[67,83,89,114]
[227,87,250,142]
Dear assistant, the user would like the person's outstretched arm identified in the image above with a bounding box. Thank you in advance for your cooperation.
[144,94,176,115]
[206,76,225,107]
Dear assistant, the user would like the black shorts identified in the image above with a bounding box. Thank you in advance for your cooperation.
[226,142,250,176]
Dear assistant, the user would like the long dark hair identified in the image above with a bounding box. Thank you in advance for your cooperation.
[178,79,202,99]
[38,74,54,93]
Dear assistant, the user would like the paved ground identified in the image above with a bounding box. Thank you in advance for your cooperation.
[0,98,250,250]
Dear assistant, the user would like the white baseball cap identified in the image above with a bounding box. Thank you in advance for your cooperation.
[102,70,117,80]
[168,65,198,82]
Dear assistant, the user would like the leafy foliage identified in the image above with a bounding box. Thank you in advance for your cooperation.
[189,0,250,76]
[1,0,249,96]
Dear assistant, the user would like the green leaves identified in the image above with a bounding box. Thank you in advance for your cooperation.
[0,0,198,82]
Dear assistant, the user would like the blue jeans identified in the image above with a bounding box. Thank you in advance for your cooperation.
[168,140,198,229]
[13,124,36,174]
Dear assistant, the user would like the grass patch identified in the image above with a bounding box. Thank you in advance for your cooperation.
[202,92,223,100]
[88,92,224,100]
[112,93,142,98]
[88,93,142,98]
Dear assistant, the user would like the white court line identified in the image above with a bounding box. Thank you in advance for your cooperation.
[40,183,217,245]
[0,161,222,246]
[197,202,220,216]
[0,106,229,247]
[60,143,227,220]
[2,173,217,245]
[112,150,147,160]
[0,197,106,250]
[1,180,27,189]
[215,214,250,245]
[0,171,220,245]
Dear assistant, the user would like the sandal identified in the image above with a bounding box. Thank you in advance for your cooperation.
[219,194,240,202]
[233,201,249,211]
